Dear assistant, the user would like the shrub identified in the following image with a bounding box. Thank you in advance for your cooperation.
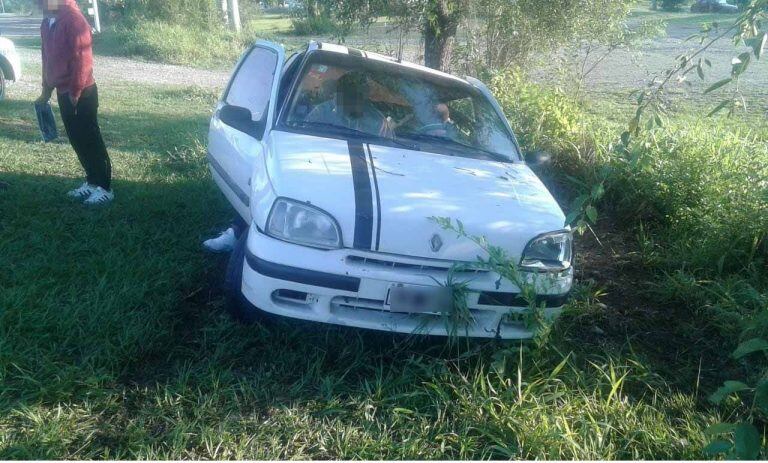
[290,14,338,35]
[661,0,688,11]
[95,21,260,68]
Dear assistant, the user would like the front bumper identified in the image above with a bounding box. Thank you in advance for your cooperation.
[241,228,572,339]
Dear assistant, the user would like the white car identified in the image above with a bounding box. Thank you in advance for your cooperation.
[0,36,21,101]
[208,41,573,339]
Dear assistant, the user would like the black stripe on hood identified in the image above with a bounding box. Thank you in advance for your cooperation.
[348,141,373,249]
[366,144,382,251]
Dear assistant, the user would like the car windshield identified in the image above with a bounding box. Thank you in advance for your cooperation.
[282,52,519,162]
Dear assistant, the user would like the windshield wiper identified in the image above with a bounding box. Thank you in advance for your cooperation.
[288,121,420,151]
[399,133,510,162]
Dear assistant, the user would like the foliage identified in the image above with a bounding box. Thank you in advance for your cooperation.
[431,217,558,347]
[455,0,649,75]
[94,16,300,68]
[0,0,38,14]
[322,0,467,69]
[703,338,768,459]
[489,57,767,458]
[104,0,225,28]
[661,0,688,11]
[289,1,339,35]
[628,0,767,140]
[95,0,263,30]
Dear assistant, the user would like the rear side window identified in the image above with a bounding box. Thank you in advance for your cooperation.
[225,46,278,122]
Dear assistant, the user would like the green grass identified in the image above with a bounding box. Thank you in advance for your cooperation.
[0,52,741,459]
[93,14,302,70]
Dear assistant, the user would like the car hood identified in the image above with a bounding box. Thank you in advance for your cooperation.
[265,131,566,262]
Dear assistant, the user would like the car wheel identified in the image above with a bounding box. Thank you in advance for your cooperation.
[224,227,266,324]
[0,68,6,101]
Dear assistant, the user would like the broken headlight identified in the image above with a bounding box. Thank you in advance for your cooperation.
[520,230,573,272]
[267,198,342,249]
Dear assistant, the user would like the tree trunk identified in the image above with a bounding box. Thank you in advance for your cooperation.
[221,0,229,26]
[422,0,461,71]
[423,26,456,71]
[229,0,241,32]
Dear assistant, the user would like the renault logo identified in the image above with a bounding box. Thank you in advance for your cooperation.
[430,234,443,252]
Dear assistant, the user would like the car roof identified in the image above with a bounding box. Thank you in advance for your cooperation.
[308,41,468,85]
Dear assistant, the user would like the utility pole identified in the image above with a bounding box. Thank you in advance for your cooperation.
[229,0,242,33]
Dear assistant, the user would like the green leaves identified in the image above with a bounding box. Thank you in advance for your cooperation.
[707,99,732,117]
[709,381,750,404]
[732,338,768,359]
[731,52,752,78]
[703,439,732,457]
[755,380,768,413]
[744,32,767,60]
[704,423,763,460]
[704,78,733,95]
[705,422,736,436]
[585,205,598,223]
[733,423,761,460]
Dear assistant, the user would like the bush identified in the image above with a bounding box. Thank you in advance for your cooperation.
[491,70,767,278]
[491,70,767,347]
[95,21,265,68]
[290,14,338,35]
[661,0,688,11]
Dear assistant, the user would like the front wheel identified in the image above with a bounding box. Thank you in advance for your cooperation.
[224,228,264,324]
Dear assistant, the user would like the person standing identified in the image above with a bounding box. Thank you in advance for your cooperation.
[36,0,113,206]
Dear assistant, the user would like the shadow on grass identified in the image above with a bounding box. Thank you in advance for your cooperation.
[0,171,727,458]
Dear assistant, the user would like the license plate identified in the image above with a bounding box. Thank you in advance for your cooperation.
[385,284,452,314]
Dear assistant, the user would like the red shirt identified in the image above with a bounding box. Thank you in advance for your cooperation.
[41,0,95,101]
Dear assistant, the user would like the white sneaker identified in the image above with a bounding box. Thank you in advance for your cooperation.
[67,182,96,200]
[203,227,237,253]
[83,186,114,206]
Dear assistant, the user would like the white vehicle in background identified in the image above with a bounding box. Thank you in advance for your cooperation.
[207,41,573,339]
[0,36,21,100]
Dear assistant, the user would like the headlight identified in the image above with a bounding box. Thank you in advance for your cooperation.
[267,198,342,249]
[520,230,573,272]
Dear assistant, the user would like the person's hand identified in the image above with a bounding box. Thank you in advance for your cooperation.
[35,91,52,106]
[379,116,397,139]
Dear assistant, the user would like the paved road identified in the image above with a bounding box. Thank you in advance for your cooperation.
[0,14,41,38]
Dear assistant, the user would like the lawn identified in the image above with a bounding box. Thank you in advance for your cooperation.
[0,51,730,461]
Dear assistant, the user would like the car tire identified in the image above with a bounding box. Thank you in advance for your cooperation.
[0,67,6,101]
[224,227,266,324]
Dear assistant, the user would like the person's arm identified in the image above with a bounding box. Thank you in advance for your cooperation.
[67,17,94,107]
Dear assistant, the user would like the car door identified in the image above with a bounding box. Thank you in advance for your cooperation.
[208,40,285,221]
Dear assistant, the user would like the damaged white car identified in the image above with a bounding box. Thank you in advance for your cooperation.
[208,41,573,339]
[0,36,22,100]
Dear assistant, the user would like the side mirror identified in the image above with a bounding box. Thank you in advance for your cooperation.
[524,150,553,169]
[219,104,265,139]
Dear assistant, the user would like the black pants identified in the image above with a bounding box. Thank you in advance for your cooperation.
[59,85,112,190]
[231,215,248,238]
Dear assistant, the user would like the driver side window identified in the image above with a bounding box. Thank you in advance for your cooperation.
[225,46,278,124]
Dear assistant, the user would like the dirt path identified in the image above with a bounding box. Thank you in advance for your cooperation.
[13,46,230,95]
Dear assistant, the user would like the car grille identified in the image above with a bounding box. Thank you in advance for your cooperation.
[330,296,387,312]
[346,255,488,275]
